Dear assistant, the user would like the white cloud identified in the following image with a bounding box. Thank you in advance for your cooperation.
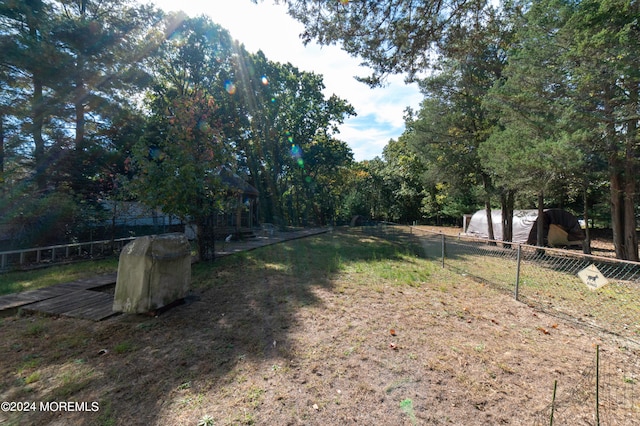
[149,0,422,161]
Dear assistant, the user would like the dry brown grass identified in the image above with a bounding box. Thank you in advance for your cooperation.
[0,229,637,425]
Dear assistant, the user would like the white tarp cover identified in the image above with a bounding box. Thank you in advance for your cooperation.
[113,233,191,313]
[464,209,584,246]
[465,209,538,243]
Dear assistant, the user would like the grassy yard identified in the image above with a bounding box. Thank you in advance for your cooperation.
[0,229,637,425]
[0,258,118,296]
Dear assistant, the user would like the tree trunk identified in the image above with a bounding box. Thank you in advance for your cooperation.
[608,169,637,261]
[32,76,47,191]
[536,190,545,248]
[582,184,591,255]
[245,150,266,225]
[622,177,637,261]
[610,170,626,259]
[26,8,47,192]
[0,115,4,194]
[500,190,515,247]
[482,174,495,244]
[623,118,638,261]
[603,84,635,260]
[258,134,282,224]
[196,213,215,261]
[235,194,242,234]
[75,85,85,150]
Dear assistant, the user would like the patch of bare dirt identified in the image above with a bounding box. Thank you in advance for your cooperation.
[0,231,637,425]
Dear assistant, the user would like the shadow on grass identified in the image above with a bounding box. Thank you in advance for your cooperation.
[0,229,419,425]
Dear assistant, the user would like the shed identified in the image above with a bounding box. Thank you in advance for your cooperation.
[463,209,585,247]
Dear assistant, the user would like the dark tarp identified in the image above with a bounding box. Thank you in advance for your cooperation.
[527,209,585,246]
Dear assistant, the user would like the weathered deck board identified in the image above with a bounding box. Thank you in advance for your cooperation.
[0,287,73,313]
[0,273,116,314]
[21,290,117,321]
[56,273,117,290]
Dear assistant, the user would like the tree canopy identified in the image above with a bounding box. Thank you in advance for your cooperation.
[274,0,640,259]
[0,3,356,257]
[2,0,639,261]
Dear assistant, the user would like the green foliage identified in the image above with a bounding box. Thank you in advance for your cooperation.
[0,0,164,243]
[114,341,135,354]
[400,398,417,425]
[130,15,355,246]
[4,0,638,259]
[481,0,639,257]
[402,5,510,222]
[198,415,215,426]
[341,159,387,221]
[233,50,355,226]
[0,190,106,249]
[481,0,584,198]
[282,0,490,85]
[129,16,237,259]
[380,138,426,223]
[296,133,355,225]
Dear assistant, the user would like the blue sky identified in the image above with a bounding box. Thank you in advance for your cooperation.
[149,0,423,161]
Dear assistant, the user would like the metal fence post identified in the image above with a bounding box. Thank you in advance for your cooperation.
[441,233,445,268]
[514,244,522,301]
[595,344,600,426]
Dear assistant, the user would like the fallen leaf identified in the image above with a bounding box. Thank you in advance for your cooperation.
[537,327,550,335]
[390,329,396,336]
[551,323,558,329]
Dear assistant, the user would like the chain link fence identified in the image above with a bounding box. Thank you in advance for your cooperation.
[530,344,639,425]
[357,223,640,423]
[403,226,640,345]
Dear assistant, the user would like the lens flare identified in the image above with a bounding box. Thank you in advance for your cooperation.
[291,144,305,168]
[224,80,236,95]
[290,144,302,158]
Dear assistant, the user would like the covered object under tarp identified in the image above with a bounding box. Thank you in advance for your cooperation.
[463,209,585,247]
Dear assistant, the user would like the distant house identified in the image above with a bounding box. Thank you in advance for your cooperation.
[99,200,182,228]
[100,167,259,241]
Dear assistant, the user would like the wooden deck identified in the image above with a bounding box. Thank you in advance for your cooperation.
[0,227,330,321]
[20,290,117,321]
[0,273,117,318]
